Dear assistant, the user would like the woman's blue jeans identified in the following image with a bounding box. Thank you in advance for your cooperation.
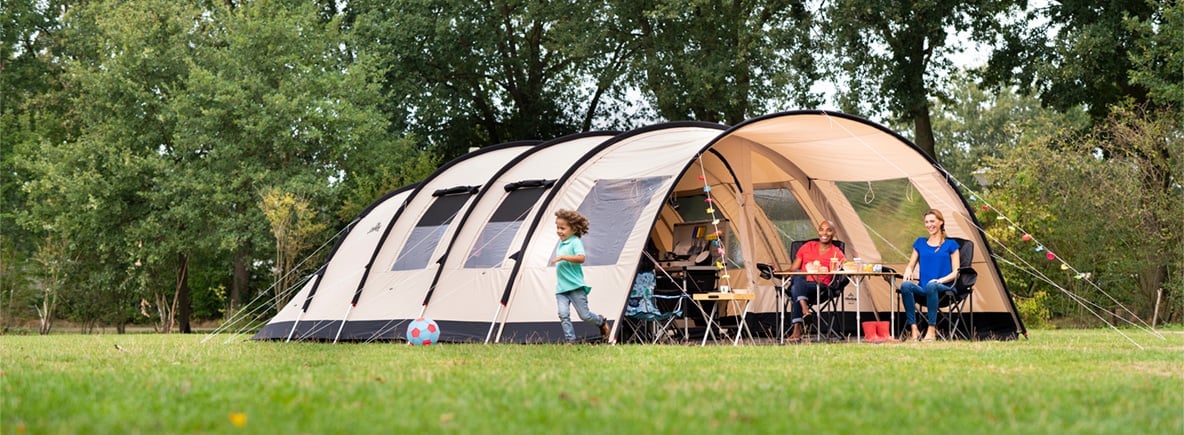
[556,289,602,342]
[900,280,952,326]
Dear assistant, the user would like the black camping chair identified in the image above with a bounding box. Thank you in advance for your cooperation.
[941,238,977,339]
[898,237,976,340]
[755,262,784,342]
[776,239,850,341]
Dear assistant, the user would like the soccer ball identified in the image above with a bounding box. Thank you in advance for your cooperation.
[406,318,440,345]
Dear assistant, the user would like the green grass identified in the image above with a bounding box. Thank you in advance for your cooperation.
[3,329,1182,434]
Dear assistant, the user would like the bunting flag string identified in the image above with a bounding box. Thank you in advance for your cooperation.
[955,176,1162,345]
[696,158,732,293]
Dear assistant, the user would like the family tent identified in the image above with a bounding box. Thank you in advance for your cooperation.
[254,111,1026,343]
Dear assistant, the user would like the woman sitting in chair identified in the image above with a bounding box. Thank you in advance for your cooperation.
[900,209,961,341]
[785,220,846,342]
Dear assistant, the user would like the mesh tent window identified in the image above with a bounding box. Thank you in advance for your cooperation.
[753,187,814,246]
[465,185,549,268]
[391,192,472,271]
[835,179,930,264]
[577,176,668,267]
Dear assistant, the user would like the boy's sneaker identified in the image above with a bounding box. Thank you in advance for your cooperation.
[599,316,611,341]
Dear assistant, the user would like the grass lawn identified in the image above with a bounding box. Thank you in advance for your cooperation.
[2,328,1181,434]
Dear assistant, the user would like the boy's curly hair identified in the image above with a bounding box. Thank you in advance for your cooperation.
[555,209,589,237]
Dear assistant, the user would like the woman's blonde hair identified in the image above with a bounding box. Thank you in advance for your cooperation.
[555,209,589,237]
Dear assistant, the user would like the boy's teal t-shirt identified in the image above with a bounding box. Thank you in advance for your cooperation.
[555,236,590,294]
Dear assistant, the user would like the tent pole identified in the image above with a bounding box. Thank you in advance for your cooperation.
[494,310,511,343]
[333,305,354,343]
[485,305,504,344]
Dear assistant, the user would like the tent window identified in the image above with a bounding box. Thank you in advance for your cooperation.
[752,188,814,244]
[464,187,548,268]
[835,179,930,263]
[577,176,668,266]
[391,194,471,271]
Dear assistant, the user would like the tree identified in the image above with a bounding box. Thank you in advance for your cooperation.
[259,187,328,309]
[610,0,822,125]
[171,0,428,320]
[983,0,1159,120]
[28,236,70,334]
[346,0,623,160]
[0,0,76,329]
[929,70,1089,189]
[974,0,1182,324]
[1127,0,1184,110]
[824,0,1024,158]
[982,104,1182,324]
[14,0,415,332]
[14,0,199,332]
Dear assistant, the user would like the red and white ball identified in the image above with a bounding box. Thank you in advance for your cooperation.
[406,318,440,345]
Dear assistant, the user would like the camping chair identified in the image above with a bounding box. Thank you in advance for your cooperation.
[940,238,977,340]
[621,271,685,344]
[756,262,804,344]
[897,237,976,340]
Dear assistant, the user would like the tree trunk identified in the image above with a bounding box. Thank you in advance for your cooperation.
[167,252,191,333]
[176,252,192,333]
[1139,262,1167,321]
[231,245,250,317]
[913,106,936,159]
[157,292,172,333]
[37,280,57,335]
[38,290,54,335]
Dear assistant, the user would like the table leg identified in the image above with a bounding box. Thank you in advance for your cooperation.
[683,273,690,341]
[855,276,862,343]
[890,276,896,340]
[777,279,784,345]
[729,299,739,346]
[700,302,716,346]
[815,284,822,342]
[731,299,750,346]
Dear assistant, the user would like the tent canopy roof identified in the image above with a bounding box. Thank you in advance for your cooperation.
[253,111,1024,344]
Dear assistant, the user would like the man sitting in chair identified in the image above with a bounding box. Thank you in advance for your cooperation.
[785,220,846,342]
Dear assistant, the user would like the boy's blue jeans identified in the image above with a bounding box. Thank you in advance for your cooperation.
[557,289,603,342]
[899,280,953,326]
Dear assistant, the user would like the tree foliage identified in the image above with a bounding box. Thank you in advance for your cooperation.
[1126,0,1184,109]
[930,71,1090,190]
[984,0,1161,119]
[0,0,76,330]
[824,0,1024,158]
[11,0,417,331]
[16,0,194,331]
[980,104,1182,323]
[346,0,608,160]
[259,187,328,309]
[611,0,822,125]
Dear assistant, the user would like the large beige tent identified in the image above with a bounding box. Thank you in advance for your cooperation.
[255,111,1026,343]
